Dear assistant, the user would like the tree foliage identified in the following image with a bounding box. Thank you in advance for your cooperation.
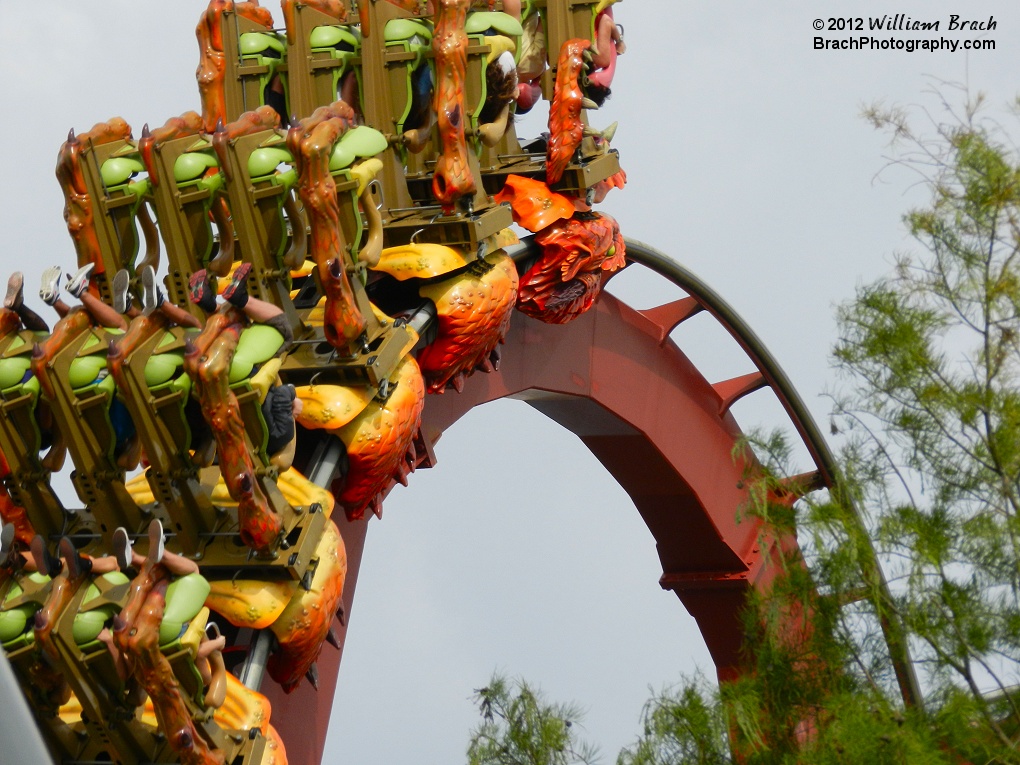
[628,88,1020,763]
[467,675,601,765]
[468,88,1020,764]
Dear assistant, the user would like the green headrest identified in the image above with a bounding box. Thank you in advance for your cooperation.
[384,18,432,42]
[160,572,211,646]
[174,152,220,183]
[240,31,286,56]
[465,11,523,37]
[0,356,31,390]
[229,323,285,384]
[101,157,146,187]
[144,351,185,388]
[68,355,107,389]
[329,126,388,171]
[248,147,294,178]
[310,25,359,49]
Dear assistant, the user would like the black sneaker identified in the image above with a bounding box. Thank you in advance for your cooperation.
[188,270,217,313]
[30,535,61,577]
[222,262,252,309]
[0,523,15,561]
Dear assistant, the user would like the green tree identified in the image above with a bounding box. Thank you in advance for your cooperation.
[467,675,601,765]
[471,89,1020,764]
[616,88,1020,764]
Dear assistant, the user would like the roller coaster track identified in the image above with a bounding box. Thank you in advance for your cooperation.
[248,236,916,764]
[1,237,917,765]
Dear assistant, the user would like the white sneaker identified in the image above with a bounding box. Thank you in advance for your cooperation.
[112,269,130,314]
[140,266,162,316]
[147,519,164,564]
[39,266,62,306]
[113,527,132,570]
[66,263,95,300]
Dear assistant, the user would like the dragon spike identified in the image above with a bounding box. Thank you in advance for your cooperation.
[326,627,342,649]
[305,663,319,690]
[141,123,151,138]
[107,338,122,360]
[371,498,383,519]
[581,97,599,111]
[406,440,417,466]
[183,338,199,358]
[450,373,466,394]
[215,119,225,134]
[394,463,410,487]
[67,128,76,143]
[582,48,594,63]
[336,603,346,626]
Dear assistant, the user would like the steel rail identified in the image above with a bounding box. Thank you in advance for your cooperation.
[507,234,923,710]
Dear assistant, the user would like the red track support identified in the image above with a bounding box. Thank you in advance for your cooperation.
[266,298,786,763]
[263,240,850,764]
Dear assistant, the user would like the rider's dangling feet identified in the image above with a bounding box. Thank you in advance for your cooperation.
[0,523,15,565]
[147,519,164,565]
[188,269,217,314]
[30,535,61,577]
[4,273,23,311]
[222,262,252,309]
[112,269,131,314]
[39,267,61,307]
[113,527,133,571]
[59,536,93,578]
[66,263,95,300]
[140,266,168,317]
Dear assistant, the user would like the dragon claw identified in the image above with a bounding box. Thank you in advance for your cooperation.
[326,627,341,649]
[306,663,319,690]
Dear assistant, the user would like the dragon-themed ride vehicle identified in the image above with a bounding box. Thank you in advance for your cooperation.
[2,1,631,763]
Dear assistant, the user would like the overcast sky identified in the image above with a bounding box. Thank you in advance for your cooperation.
[2,1,1018,762]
